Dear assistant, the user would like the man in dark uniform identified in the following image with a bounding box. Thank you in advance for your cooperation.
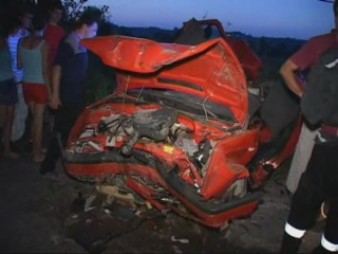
[280,46,338,253]
[39,15,98,175]
[280,0,338,195]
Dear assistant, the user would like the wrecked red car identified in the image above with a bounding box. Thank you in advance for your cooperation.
[64,35,301,229]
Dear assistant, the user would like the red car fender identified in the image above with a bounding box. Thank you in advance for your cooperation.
[201,128,259,199]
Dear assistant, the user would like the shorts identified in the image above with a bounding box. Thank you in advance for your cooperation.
[0,78,18,106]
[23,83,48,105]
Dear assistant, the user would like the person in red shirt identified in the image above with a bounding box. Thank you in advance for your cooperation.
[44,2,65,73]
[43,2,65,132]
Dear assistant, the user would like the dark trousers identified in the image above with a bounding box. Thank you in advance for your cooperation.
[40,105,83,173]
[281,137,338,253]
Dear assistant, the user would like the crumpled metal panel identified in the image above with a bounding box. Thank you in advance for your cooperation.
[81,35,248,126]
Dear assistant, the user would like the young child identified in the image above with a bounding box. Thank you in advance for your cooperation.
[18,14,50,163]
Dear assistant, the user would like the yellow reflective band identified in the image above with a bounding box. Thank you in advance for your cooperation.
[285,223,306,239]
[321,235,338,252]
[163,145,174,154]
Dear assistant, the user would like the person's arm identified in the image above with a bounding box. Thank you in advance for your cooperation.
[41,41,51,97]
[49,41,72,109]
[279,58,303,98]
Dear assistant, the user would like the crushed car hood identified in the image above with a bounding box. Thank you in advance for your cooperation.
[81,35,249,126]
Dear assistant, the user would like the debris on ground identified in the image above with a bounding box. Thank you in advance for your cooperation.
[171,236,190,244]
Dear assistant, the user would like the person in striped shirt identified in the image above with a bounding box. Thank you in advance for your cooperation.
[6,7,33,143]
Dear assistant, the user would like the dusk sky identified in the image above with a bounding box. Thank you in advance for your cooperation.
[87,0,335,40]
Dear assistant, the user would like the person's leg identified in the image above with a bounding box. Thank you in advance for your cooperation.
[280,142,325,254]
[11,83,28,142]
[39,107,62,174]
[39,103,84,174]
[27,100,35,144]
[2,105,19,158]
[23,84,34,145]
[0,79,19,158]
[40,105,83,174]
[31,102,45,162]
[317,142,338,253]
[280,180,323,253]
[285,122,318,194]
[317,199,338,253]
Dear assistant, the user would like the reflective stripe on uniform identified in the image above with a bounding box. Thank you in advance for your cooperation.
[285,223,306,239]
[321,235,338,252]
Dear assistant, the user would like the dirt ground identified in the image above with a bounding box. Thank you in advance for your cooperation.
[0,139,323,254]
